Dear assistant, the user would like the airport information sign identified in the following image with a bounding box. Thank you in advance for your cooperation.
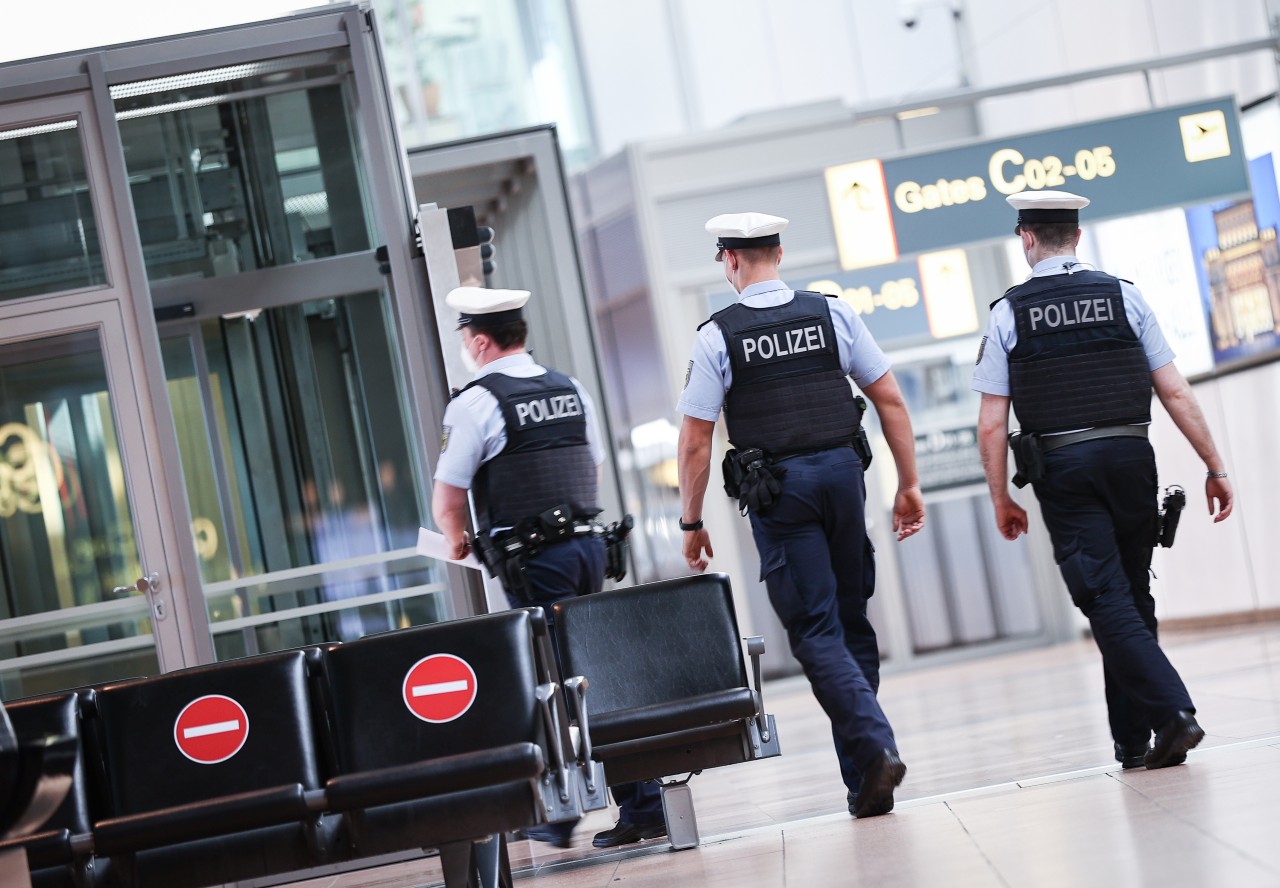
[826,98,1250,269]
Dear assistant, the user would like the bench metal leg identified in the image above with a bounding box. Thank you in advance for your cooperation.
[438,841,473,887]
[472,833,509,888]
[0,848,32,888]
[659,782,700,850]
[439,834,511,888]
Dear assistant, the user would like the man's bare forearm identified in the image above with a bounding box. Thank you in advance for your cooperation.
[861,372,919,489]
[1151,364,1225,472]
[677,416,715,522]
[978,394,1012,500]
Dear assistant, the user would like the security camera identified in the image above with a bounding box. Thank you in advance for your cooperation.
[899,0,922,28]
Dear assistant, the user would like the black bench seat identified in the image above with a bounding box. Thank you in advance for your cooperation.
[552,573,781,849]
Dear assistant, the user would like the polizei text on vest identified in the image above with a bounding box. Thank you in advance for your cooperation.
[742,324,827,363]
[1028,297,1115,333]
[514,393,583,427]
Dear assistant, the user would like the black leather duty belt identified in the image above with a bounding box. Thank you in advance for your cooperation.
[1039,424,1148,454]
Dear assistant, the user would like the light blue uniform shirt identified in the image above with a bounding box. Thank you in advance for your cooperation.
[434,353,604,490]
[971,256,1175,398]
[676,280,892,421]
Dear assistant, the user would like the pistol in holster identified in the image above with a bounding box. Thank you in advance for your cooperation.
[721,446,786,516]
[1007,430,1046,488]
[852,395,873,472]
[601,514,634,582]
[1156,485,1186,548]
[473,529,532,600]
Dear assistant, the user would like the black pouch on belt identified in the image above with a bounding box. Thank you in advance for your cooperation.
[1008,431,1045,488]
[722,448,745,499]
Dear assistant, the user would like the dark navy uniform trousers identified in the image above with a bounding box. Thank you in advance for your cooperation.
[1032,437,1194,748]
[748,446,896,796]
[515,535,664,826]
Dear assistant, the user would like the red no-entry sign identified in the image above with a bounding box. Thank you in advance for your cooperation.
[174,694,250,764]
[402,654,477,723]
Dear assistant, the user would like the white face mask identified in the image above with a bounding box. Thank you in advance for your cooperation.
[460,341,479,374]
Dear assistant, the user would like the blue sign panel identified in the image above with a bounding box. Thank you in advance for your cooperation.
[800,260,932,347]
[828,98,1251,265]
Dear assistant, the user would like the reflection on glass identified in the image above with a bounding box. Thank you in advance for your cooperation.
[374,0,597,166]
[113,53,373,282]
[159,290,442,657]
[0,121,106,301]
[0,331,157,697]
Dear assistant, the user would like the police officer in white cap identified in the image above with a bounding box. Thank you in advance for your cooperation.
[973,190,1235,770]
[676,212,926,819]
[431,286,665,849]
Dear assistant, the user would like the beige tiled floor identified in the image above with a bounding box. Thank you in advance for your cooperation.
[283,622,1280,887]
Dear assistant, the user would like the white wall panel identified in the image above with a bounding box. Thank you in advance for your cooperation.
[1149,380,1256,619]
[1216,363,1280,609]
[570,0,688,156]
[576,0,1278,160]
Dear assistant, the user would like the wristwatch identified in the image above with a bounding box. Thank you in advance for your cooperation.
[678,517,704,532]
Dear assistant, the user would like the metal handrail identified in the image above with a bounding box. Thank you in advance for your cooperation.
[0,548,441,647]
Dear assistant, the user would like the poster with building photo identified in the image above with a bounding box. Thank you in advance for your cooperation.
[1184,154,1280,370]
[1085,208,1216,378]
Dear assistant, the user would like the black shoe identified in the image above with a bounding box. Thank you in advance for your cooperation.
[845,789,891,816]
[1115,742,1150,770]
[591,820,668,848]
[853,750,906,819]
[518,823,575,848]
[1145,710,1204,769]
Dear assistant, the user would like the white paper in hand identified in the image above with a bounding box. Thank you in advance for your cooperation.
[416,527,483,569]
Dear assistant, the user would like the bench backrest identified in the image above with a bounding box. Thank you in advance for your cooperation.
[552,573,748,714]
[91,650,320,817]
[3,692,91,835]
[322,609,541,773]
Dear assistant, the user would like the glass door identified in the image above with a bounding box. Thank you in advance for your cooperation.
[0,306,179,696]
[0,94,212,698]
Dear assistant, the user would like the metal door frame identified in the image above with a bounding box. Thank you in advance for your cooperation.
[0,4,476,674]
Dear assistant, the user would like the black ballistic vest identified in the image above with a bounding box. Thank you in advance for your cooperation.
[1005,270,1152,434]
[708,291,859,454]
[464,369,600,531]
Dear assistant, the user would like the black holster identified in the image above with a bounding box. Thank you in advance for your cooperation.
[602,514,634,582]
[852,395,873,471]
[1156,485,1186,548]
[473,531,531,600]
[1008,431,1046,488]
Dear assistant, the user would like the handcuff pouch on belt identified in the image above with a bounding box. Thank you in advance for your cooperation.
[1007,431,1046,488]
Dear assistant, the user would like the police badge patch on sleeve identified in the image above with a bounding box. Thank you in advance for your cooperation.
[440,425,451,452]
[975,335,987,365]
[683,360,693,389]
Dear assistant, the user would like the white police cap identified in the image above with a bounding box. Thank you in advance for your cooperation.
[706,212,789,261]
[445,286,531,329]
[1007,190,1090,231]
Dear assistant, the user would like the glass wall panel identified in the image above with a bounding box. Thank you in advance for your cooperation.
[112,53,374,282]
[0,121,106,300]
[0,330,158,697]
[159,288,443,657]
